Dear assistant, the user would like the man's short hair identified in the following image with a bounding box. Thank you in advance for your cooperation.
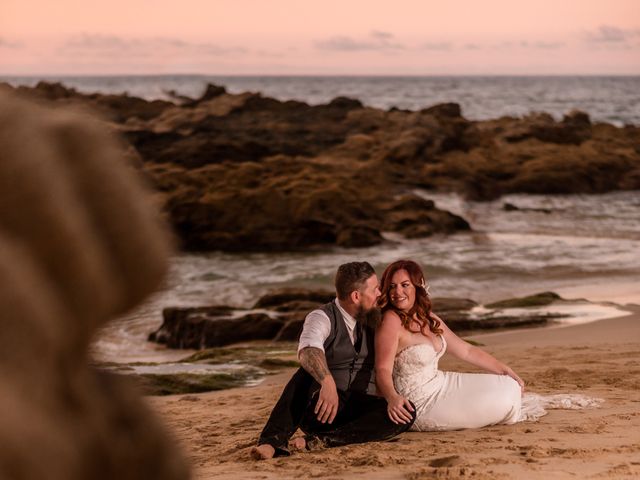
[335,262,376,301]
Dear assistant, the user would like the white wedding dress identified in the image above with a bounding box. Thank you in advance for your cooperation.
[393,336,602,431]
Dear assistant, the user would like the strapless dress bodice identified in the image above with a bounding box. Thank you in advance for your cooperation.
[392,338,446,414]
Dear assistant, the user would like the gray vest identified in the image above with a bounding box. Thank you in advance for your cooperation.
[321,301,376,394]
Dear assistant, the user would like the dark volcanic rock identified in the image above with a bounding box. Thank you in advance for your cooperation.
[486,291,561,309]
[149,289,337,348]
[432,297,479,312]
[420,115,639,200]
[7,81,639,248]
[154,161,470,251]
[32,80,78,99]
[445,314,558,331]
[502,112,592,145]
[253,288,335,309]
[563,109,591,128]
[336,225,384,247]
[148,289,573,349]
[12,81,173,122]
[503,202,552,214]
[328,96,364,110]
[196,83,227,103]
[273,317,306,341]
[382,195,471,238]
[421,102,462,118]
[149,308,284,348]
[431,294,566,331]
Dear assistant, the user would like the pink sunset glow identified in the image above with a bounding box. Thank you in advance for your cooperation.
[1,0,639,75]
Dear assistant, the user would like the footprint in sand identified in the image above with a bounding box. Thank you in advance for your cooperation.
[429,455,463,467]
[179,395,201,402]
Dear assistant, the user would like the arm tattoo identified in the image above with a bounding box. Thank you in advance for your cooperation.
[299,347,331,383]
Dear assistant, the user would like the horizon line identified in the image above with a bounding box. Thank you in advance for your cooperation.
[2,72,640,78]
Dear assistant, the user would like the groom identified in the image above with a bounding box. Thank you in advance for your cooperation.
[252,261,415,459]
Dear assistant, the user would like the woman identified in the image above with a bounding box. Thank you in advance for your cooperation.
[375,259,599,431]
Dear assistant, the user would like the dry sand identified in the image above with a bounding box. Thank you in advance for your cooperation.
[148,306,640,479]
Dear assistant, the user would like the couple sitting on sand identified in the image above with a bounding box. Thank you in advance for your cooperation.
[252,259,530,459]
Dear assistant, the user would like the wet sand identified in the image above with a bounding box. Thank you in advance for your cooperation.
[148,305,640,479]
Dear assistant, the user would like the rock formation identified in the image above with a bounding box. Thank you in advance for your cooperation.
[4,81,639,251]
[0,92,189,480]
[148,289,566,349]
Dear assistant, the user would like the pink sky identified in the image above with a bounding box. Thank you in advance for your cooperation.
[1,0,639,75]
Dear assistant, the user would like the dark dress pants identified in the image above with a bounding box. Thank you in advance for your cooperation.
[257,368,415,456]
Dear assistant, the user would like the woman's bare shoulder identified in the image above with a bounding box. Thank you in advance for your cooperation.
[379,310,403,329]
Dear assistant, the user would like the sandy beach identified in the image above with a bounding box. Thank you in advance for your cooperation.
[147,305,640,479]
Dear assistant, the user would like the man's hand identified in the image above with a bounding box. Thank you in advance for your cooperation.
[298,346,339,423]
[315,377,339,424]
[386,393,414,424]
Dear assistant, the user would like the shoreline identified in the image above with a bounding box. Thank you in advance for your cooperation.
[468,303,640,347]
[465,300,636,343]
[147,304,640,479]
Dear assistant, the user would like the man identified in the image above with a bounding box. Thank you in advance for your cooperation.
[251,261,416,459]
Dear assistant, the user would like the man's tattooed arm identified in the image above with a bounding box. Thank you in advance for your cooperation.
[298,347,331,383]
[300,346,338,423]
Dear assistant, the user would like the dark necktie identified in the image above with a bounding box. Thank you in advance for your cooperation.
[354,323,364,353]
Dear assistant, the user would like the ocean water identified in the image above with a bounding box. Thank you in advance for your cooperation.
[3,75,640,126]
[92,191,640,363]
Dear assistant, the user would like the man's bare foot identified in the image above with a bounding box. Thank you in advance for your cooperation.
[289,437,306,452]
[250,444,275,460]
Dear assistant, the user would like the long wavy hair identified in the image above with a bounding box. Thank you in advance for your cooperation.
[378,260,442,336]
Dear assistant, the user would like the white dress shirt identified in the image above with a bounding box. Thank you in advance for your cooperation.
[297,298,356,355]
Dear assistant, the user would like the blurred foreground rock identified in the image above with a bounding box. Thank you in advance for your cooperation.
[0,93,189,479]
[8,82,638,251]
[148,288,566,349]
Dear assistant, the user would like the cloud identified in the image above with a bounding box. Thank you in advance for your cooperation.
[420,42,453,51]
[254,49,286,58]
[498,40,565,49]
[585,25,640,44]
[531,41,564,49]
[59,34,247,57]
[370,30,394,41]
[315,30,404,51]
[64,34,130,50]
[0,37,23,49]
[315,36,375,51]
[486,40,564,51]
[418,40,563,52]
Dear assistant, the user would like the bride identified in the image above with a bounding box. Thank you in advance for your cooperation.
[375,259,600,431]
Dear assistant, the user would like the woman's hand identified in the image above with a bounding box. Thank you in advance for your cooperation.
[503,367,525,393]
[376,312,415,424]
[386,393,415,424]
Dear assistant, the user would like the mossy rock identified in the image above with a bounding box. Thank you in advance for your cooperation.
[136,372,252,396]
[179,344,297,364]
[485,292,561,309]
[258,358,300,370]
[179,346,249,363]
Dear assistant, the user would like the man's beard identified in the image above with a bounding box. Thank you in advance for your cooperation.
[355,304,381,328]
